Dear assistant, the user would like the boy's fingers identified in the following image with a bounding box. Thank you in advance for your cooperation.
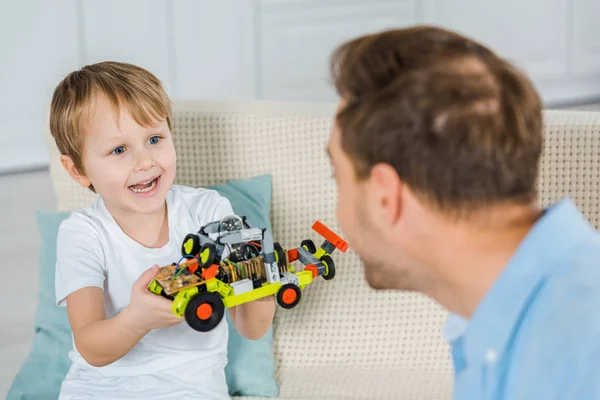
[144,293,174,310]
[132,265,183,325]
[133,265,160,291]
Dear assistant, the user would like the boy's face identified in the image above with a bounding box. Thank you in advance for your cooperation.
[63,93,176,217]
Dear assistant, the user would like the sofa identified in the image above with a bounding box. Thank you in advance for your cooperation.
[7,100,600,399]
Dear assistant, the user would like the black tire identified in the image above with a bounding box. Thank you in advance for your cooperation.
[276,283,301,309]
[320,255,335,280]
[184,292,225,332]
[181,234,201,257]
[273,242,287,269]
[301,239,316,254]
[199,243,218,267]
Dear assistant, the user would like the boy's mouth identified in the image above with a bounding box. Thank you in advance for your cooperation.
[128,175,160,193]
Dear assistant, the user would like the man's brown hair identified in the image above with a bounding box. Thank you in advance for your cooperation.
[330,26,543,213]
[49,61,172,183]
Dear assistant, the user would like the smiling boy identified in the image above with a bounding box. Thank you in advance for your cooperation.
[49,61,274,399]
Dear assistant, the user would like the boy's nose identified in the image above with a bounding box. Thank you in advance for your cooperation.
[133,149,154,171]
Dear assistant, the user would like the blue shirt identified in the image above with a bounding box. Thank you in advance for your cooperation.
[443,198,600,400]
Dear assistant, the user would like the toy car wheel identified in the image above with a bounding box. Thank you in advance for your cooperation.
[199,243,218,267]
[181,234,201,257]
[184,292,225,332]
[273,242,287,269]
[301,239,316,254]
[241,243,260,260]
[276,283,301,309]
[320,255,336,280]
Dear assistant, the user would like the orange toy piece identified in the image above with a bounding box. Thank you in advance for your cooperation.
[287,248,299,263]
[202,264,219,280]
[304,264,318,278]
[187,260,199,274]
[196,303,213,320]
[312,221,349,252]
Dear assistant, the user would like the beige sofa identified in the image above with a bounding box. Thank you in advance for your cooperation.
[44,100,600,399]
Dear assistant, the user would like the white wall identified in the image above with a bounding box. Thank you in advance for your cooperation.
[2,0,600,173]
[0,0,79,173]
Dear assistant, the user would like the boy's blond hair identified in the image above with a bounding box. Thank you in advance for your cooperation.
[49,61,172,177]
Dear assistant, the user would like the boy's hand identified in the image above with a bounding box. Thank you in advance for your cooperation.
[124,265,182,334]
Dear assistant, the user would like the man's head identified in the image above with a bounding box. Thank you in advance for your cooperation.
[327,26,543,290]
[50,61,176,216]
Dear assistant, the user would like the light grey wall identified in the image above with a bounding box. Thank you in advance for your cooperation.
[2,0,600,173]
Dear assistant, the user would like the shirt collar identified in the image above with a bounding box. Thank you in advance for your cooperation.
[443,198,595,363]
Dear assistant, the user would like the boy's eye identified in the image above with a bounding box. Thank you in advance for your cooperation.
[111,146,126,155]
[148,136,161,145]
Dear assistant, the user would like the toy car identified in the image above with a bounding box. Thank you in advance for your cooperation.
[148,215,348,332]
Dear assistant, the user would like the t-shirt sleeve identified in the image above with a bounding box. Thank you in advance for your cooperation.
[210,196,235,223]
[55,215,106,307]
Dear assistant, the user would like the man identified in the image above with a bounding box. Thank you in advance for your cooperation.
[327,26,600,398]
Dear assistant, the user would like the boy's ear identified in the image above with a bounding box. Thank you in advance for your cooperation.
[60,155,91,188]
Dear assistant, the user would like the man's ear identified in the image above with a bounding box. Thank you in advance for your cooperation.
[60,155,91,188]
[369,163,403,227]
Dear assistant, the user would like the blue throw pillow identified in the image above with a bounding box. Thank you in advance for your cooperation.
[7,174,278,399]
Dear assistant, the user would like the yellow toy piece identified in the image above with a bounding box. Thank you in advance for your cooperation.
[148,278,163,295]
[296,270,313,290]
[206,278,233,298]
[223,282,282,308]
[172,286,199,317]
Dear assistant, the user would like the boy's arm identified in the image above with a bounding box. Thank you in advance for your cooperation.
[56,217,143,367]
[66,266,181,367]
[229,297,275,340]
[66,287,145,367]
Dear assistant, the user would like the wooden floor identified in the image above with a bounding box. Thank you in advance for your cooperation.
[0,169,55,397]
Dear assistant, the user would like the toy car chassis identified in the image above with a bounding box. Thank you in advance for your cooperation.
[148,215,348,332]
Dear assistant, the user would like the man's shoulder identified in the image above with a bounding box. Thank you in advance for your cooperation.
[545,233,600,307]
[520,234,600,349]
[503,239,600,398]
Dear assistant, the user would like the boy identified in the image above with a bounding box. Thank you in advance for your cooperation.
[49,61,274,399]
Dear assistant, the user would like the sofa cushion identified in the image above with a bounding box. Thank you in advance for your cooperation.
[6,174,278,399]
[46,99,454,378]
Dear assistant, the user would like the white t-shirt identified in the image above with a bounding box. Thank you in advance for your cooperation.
[55,185,233,383]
